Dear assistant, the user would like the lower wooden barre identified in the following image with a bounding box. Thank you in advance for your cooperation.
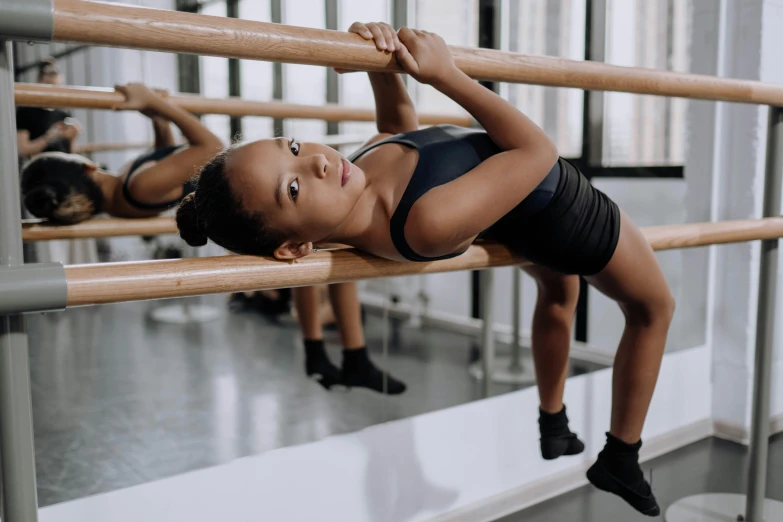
[64,243,521,306]
[24,215,783,246]
[61,217,783,307]
[643,217,783,250]
[22,217,177,241]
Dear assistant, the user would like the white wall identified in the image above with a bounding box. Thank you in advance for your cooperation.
[688,0,783,435]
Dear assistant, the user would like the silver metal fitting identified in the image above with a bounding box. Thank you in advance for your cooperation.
[0,263,67,314]
[0,0,54,42]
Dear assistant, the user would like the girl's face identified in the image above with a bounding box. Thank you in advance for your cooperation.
[227,138,366,252]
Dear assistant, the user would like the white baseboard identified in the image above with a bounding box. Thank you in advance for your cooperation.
[360,292,616,366]
[713,413,783,445]
[429,418,714,522]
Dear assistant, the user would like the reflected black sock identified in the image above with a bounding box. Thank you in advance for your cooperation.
[587,433,660,517]
[341,347,407,395]
[304,339,341,390]
[538,405,585,460]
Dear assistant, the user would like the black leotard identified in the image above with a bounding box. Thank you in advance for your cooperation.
[122,145,196,211]
[348,124,620,276]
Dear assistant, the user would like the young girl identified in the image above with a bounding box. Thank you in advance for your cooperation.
[21,83,222,223]
[177,23,674,517]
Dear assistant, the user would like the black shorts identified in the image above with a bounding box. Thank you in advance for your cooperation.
[485,158,621,276]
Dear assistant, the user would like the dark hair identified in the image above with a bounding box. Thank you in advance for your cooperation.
[176,148,287,256]
[21,153,104,224]
[37,57,59,79]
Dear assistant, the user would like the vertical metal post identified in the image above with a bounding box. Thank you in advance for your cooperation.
[508,269,523,374]
[0,40,40,522]
[479,269,495,399]
[576,0,607,345]
[226,0,242,140]
[745,105,783,522]
[271,0,284,138]
[325,0,339,136]
[392,0,408,89]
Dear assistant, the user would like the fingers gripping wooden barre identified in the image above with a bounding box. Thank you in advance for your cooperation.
[49,0,783,105]
[60,217,783,307]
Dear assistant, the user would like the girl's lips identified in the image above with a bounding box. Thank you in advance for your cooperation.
[341,158,351,187]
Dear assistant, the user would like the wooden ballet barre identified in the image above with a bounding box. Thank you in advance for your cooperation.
[73,141,152,153]
[23,215,783,245]
[15,83,472,126]
[61,217,783,307]
[67,134,367,156]
[22,216,177,240]
[42,0,783,106]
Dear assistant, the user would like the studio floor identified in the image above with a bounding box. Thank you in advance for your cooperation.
[29,296,551,507]
[500,434,783,521]
[27,296,781,521]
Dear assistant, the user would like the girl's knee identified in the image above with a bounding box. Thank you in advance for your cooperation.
[536,274,580,310]
[622,290,675,328]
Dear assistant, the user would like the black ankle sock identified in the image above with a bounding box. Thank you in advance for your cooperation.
[538,405,585,460]
[587,433,660,517]
[303,339,341,390]
[341,347,407,395]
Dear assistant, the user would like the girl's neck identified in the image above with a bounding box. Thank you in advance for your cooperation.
[325,144,416,250]
[91,169,119,213]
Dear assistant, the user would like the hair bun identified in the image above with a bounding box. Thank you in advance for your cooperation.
[24,186,58,218]
[176,192,208,247]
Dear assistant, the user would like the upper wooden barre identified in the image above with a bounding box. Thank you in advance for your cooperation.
[49,0,783,106]
[61,217,783,307]
[73,141,152,153]
[68,134,367,156]
[14,83,471,126]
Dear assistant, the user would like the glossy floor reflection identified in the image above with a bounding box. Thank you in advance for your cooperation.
[498,434,783,522]
[28,296,602,507]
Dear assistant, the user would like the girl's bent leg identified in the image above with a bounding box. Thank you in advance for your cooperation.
[521,265,579,413]
[585,211,675,444]
[327,282,406,395]
[294,286,340,390]
[521,265,584,460]
[584,211,674,517]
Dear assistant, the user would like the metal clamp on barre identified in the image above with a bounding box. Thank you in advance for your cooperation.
[0,0,54,42]
[0,263,67,315]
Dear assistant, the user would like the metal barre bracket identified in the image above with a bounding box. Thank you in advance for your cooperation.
[0,263,67,315]
[0,0,54,42]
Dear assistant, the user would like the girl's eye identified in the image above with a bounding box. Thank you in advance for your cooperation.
[290,140,300,156]
[289,178,299,200]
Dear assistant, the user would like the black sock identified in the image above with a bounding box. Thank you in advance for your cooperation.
[587,433,660,517]
[341,347,406,395]
[303,339,341,390]
[538,405,585,460]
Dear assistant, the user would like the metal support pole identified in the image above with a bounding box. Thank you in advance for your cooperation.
[665,107,783,522]
[508,269,524,373]
[0,40,40,522]
[271,0,284,138]
[745,105,783,522]
[325,0,339,136]
[469,269,536,385]
[479,269,494,398]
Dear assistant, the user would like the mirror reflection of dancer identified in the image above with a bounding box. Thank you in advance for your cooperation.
[22,83,222,224]
[16,58,80,158]
[178,23,673,517]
